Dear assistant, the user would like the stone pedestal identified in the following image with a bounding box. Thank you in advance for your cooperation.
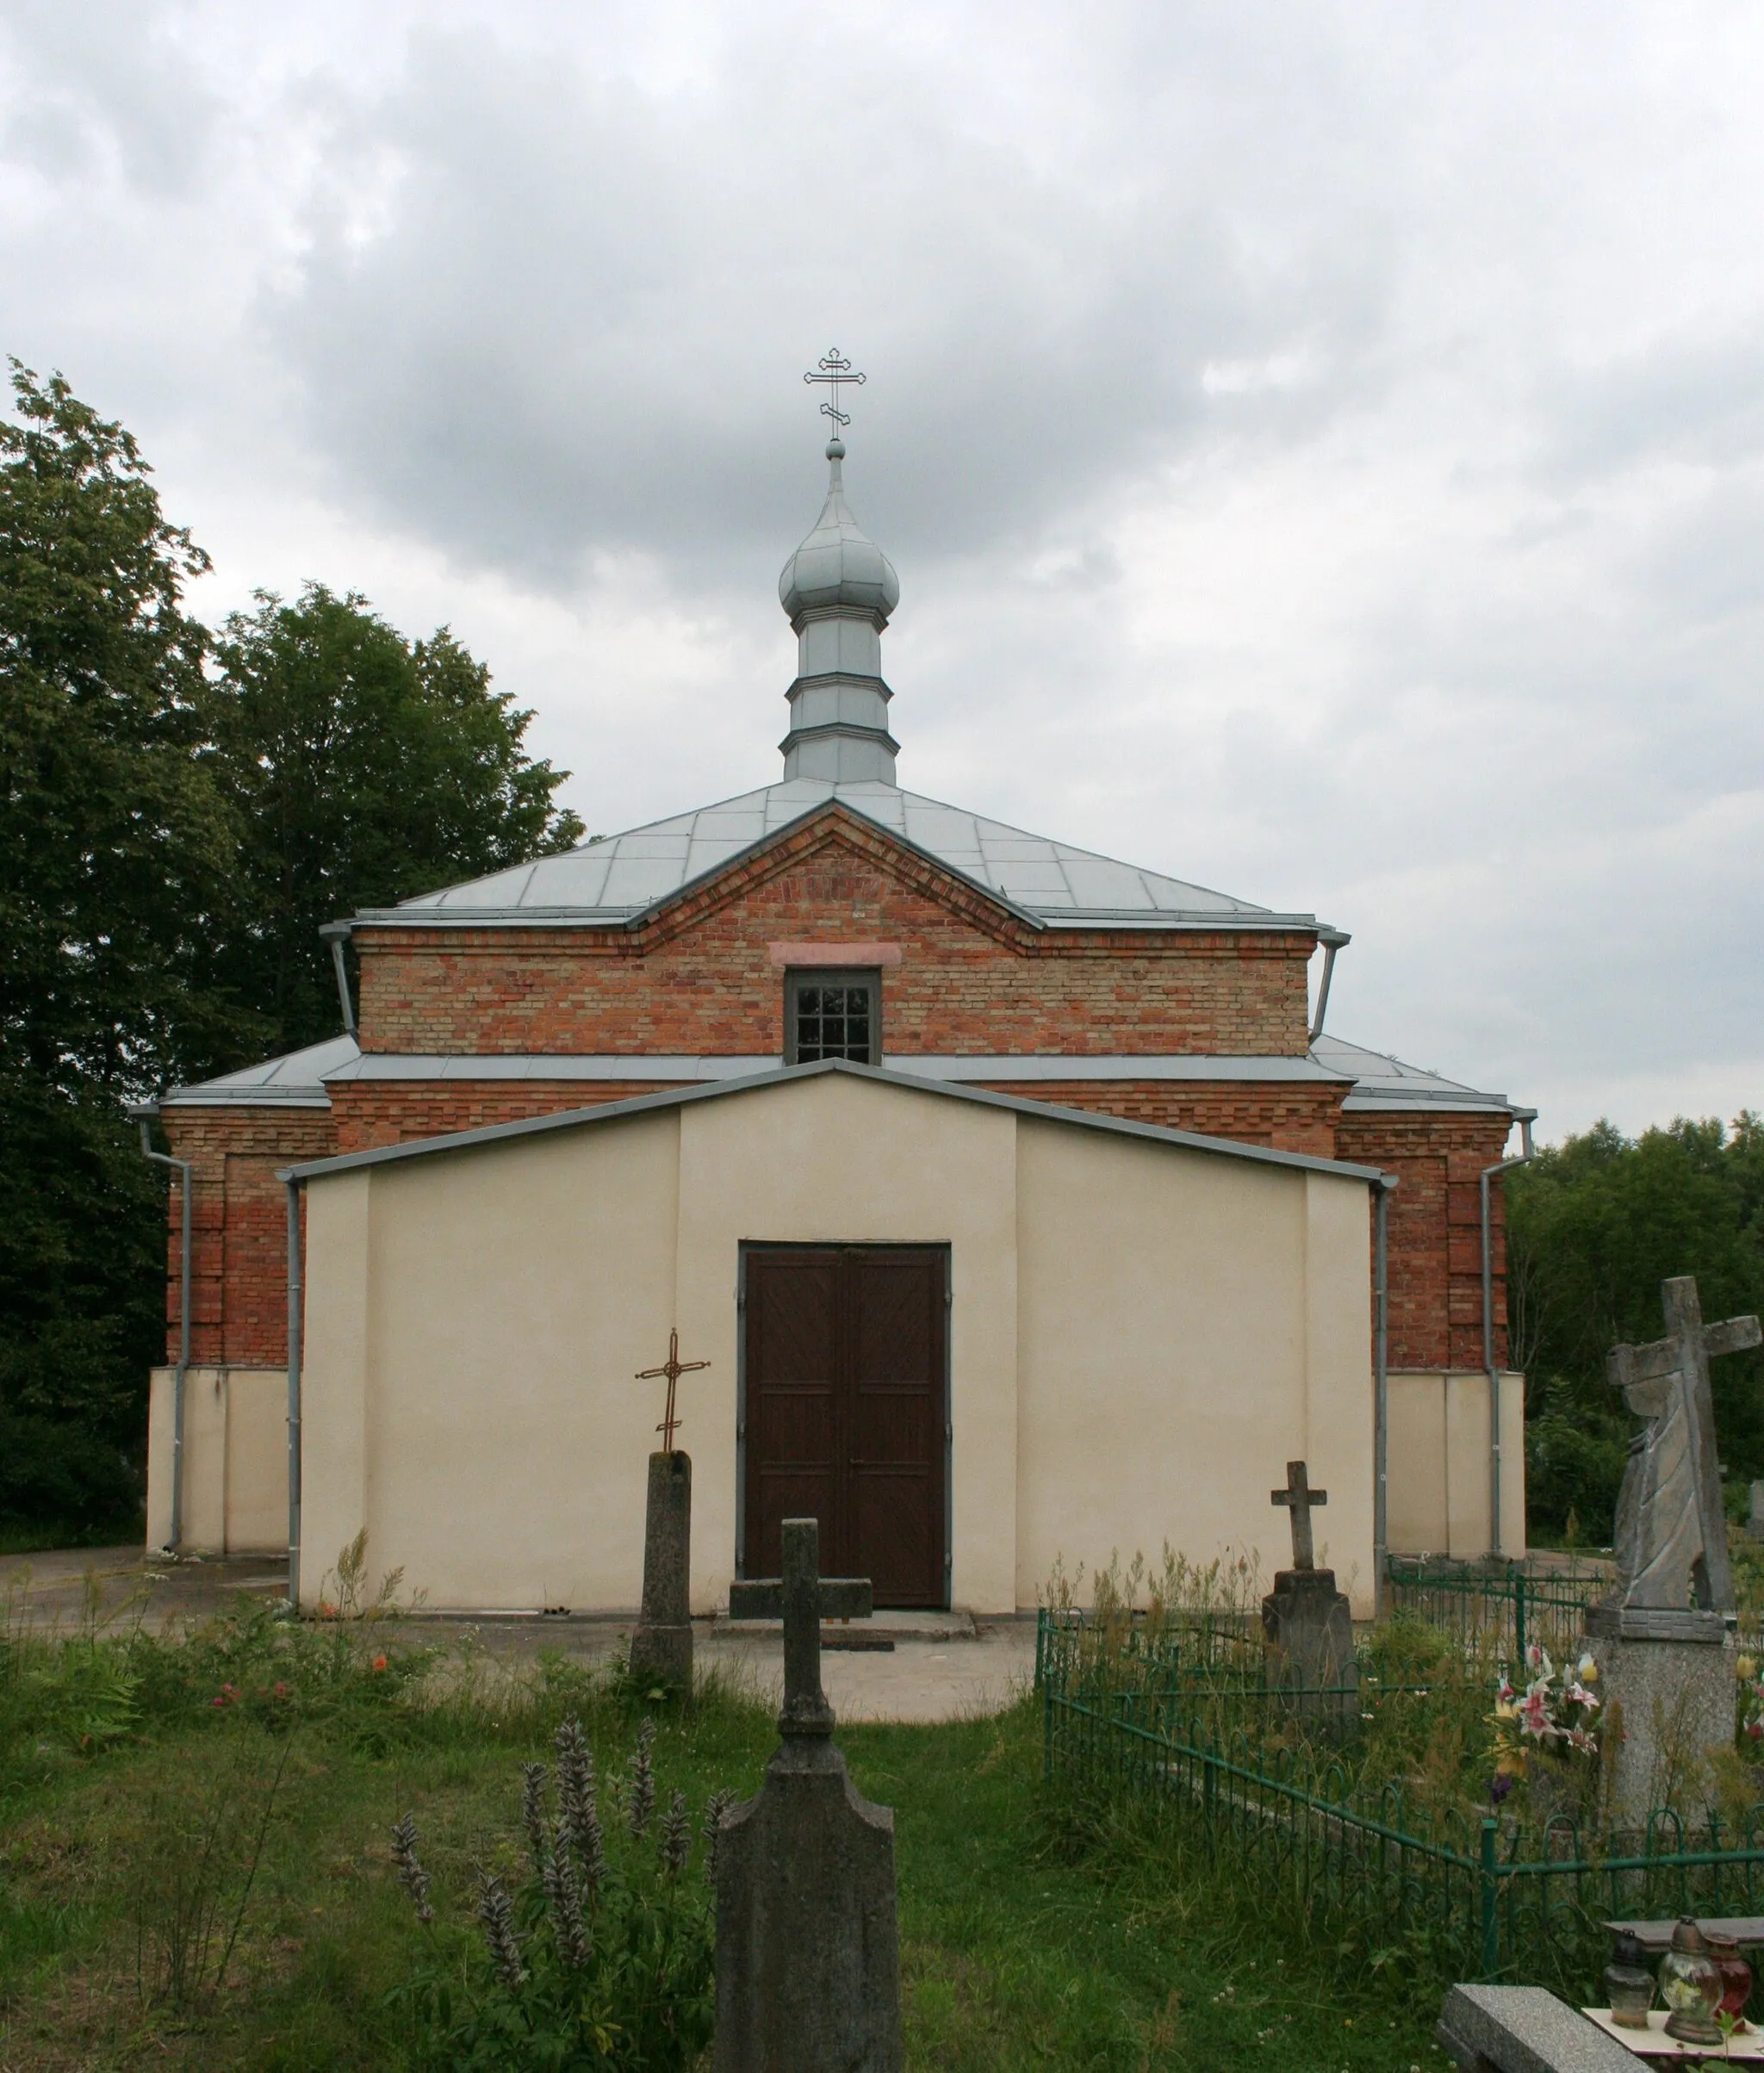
[1583,1604,1736,1823]
[713,1733,903,2072]
[630,1450,693,1692]
[1262,1567,1357,1727]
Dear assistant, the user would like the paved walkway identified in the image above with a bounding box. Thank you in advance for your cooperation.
[1,1548,1037,1725]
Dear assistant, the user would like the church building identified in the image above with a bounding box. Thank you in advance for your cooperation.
[140,427,1532,1618]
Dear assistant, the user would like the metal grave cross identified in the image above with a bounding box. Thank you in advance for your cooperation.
[1607,1275,1761,1613]
[1271,1460,1327,1572]
[803,347,866,436]
[727,1518,873,1737]
[634,1329,711,1455]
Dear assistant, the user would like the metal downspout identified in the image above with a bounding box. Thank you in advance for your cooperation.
[320,921,356,1038]
[138,1120,192,1551]
[1307,929,1351,1044]
[284,1176,303,1611]
[1373,1175,1394,1617]
[1480,1115,1536,1560]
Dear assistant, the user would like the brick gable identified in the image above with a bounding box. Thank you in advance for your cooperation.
[357,810,1317,1059]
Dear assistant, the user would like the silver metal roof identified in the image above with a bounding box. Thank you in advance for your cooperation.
[779,446,899,621]
[372,780,1308,931]
[1313,1035,1532,1118]
[158,1031,1520,1118]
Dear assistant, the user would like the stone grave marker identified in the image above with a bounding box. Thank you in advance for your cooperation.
[714,1517,903,2072]
[1586,1275,1760,1819]
[1263,1459,1357,1722]
[629,1330,709,1691]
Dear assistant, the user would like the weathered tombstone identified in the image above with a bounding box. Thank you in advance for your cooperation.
[1437,1983,1642,2072]
[629,1331,709,1692]
[715,1518,903,2073]
[1585,1276,1760,1821]
[1748,1478,1764,1542]
[1263,1460,1357,1725]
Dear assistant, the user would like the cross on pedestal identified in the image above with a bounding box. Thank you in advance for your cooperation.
[1271,1460,1327,1572]
[728,1518,874,1737]
[635,1328,711,1455]
[1608,1275,1761,1613]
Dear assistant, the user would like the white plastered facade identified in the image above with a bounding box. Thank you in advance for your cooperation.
[289,1066,1381,1618]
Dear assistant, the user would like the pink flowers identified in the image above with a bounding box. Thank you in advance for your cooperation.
[1489,1644,1603,1774]
[210,1682,240,1709]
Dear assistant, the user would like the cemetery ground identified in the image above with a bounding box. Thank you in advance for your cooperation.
[0,1567,1449,2073]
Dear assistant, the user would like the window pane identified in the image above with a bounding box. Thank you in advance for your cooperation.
[791,978,874,1064]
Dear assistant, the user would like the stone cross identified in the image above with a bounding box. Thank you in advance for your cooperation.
[1271,1460,1327,1572]
[1606,1275,1761,1616]
[714,1518,901,2070]
[635,1328,710,1455]
[728,1519,873,1737]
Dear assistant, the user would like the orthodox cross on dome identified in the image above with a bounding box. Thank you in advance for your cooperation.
[803,348,866,440]
[634,1328,711,1455]
[1607,1275,1761,1616]
[1271,1460,1327,1572]
[728,1518,874,1737]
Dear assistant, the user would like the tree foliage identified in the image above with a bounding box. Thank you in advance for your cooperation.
[1,365,586,1527]
[209,587,583,1056]
[0,363,243,1525]
[1510,1114,1764,1542]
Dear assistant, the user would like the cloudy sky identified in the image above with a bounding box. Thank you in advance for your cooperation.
[3,2,1761,1141]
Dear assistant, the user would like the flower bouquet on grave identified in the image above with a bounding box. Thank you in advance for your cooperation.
[1489,1645,1602,1822]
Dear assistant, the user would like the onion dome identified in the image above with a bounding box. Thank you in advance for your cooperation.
[778,440,899,624]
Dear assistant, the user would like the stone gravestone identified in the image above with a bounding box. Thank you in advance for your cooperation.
[629,1331,709,1693]
[1585,1275,1760,1821]
[1437,1983,1642,2072]
[1263,1460,1357,1724]
[1748,1479,1764,1543]
[715,1518,903,2073]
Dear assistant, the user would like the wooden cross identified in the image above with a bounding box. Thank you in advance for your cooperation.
[1271,1460,1327,1572]
[1607,1275,1761,1612]
[635,1329,711,1455]
[727,1518,873,1738]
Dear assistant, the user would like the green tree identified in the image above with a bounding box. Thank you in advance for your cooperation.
[0,363,244,1526]
[1510,1114,1764,1543]
[208,586,585,1055]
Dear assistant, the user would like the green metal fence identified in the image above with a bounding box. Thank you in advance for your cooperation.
[1382,1555,1609,1664]
[1040,1607,1764,1989]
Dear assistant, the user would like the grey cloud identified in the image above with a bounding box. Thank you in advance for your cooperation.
[255,16,1399,590]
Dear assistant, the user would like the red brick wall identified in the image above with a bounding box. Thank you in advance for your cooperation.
[329,1081,686,1154]
[973,1079,1348,1156]
[357,818,1316,1061]
[156,1109,336,1367]
[1334,1111,1515,1371]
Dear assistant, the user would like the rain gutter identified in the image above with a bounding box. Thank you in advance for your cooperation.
[1481,1112,1537,1560]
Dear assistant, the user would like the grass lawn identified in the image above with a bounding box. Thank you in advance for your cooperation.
[0,1607,1450,2071]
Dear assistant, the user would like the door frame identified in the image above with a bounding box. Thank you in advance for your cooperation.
[734,1240,953,1609]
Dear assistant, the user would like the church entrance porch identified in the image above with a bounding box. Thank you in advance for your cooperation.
[740,1244,948,1610]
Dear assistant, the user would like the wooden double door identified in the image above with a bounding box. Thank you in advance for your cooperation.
[742,1245,947,1609]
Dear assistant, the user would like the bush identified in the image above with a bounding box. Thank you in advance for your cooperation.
[392,1716,728,2070]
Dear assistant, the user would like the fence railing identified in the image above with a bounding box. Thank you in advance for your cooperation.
[1040,1607,1764,1990]
[1382,1555,1611,1663]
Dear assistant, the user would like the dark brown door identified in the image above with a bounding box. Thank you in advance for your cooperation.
[742,1245,947,1608]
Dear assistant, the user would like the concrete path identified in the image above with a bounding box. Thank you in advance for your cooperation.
[1,1548,1037,1724]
